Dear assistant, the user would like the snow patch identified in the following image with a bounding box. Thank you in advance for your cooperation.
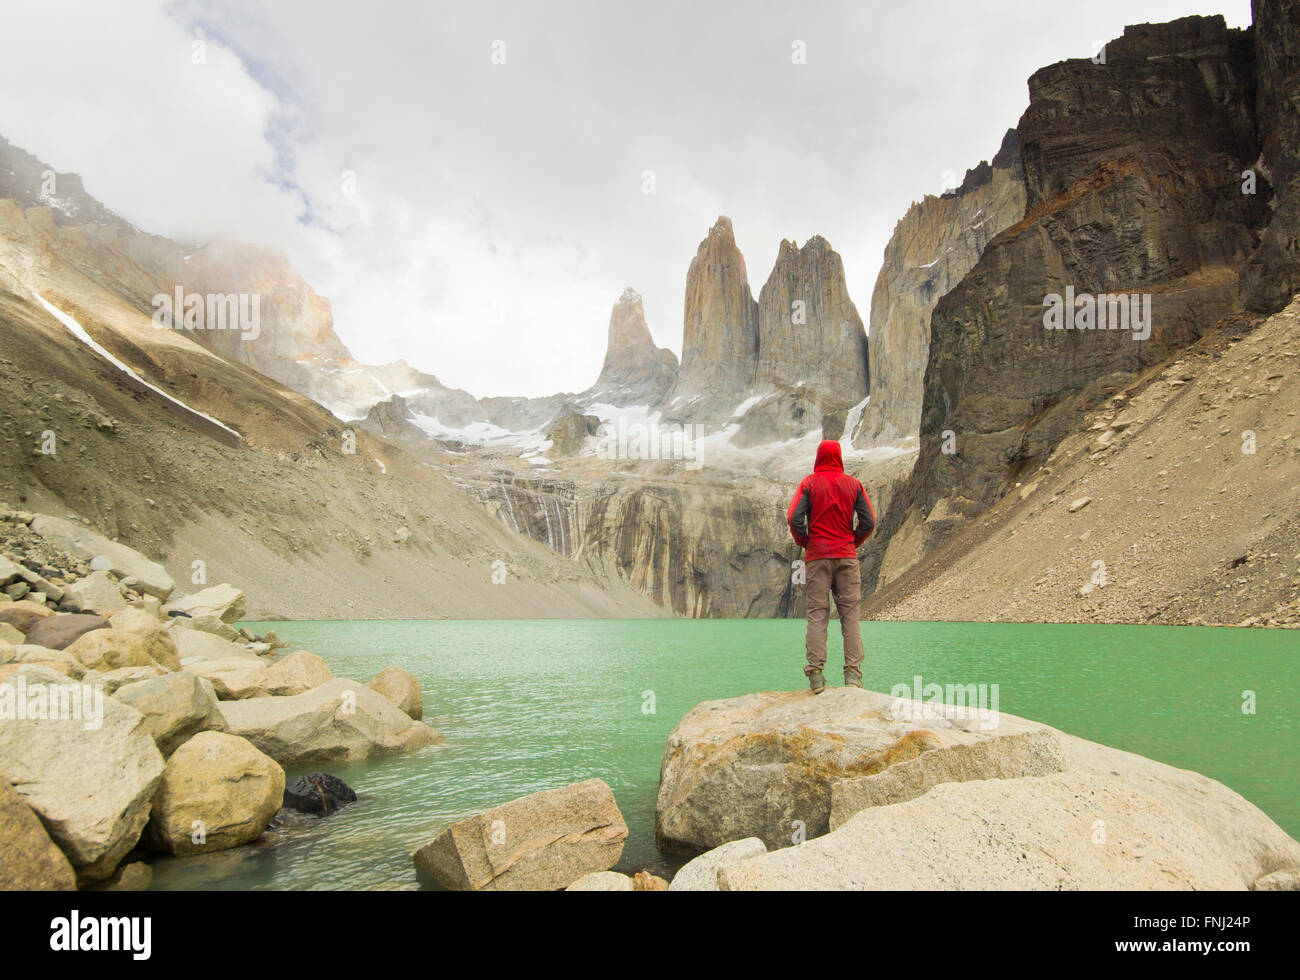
[33,292,241,439]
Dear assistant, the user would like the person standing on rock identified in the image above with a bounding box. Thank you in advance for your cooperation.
[786,439,875,694]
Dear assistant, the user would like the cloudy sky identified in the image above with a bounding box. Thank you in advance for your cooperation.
[1,0,1251,397]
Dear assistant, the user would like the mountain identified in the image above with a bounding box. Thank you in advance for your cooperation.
[852,129,1026,447]
[863,10,1300,626]
[589,288,679,407]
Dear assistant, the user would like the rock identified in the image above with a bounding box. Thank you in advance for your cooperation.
[667,837,768,891]
[66,626,174,672]
[412,778,628,891]
[546,406,603,457]
[669,217,761,413]
[218,678,442,766]
[755,235,869,415]
[366,664,422,719]
[178,613,240,641]
[93,860,153,892]
[0,622,24,644]
[29,514,174,599]
[163,584,246,624]
[172,627,261,664]
[657,688,1049,853]
[827,729,1067,828]
[184,656,270,700]
[1252,868,1300,891]
[631,870,669,891]
[88,665,169,693]
[565,871,633,891]
[61,570,127,616]
[1068,497,1092,513]
[0,778,77,890]
[24,613,110,650]
[263,650,334,696]
[589,288,679,407]
[282,772,358,815]
[0,665,165,881]
[660,688,1300,890]
[108,608,181,669]
[0,598,55,634]
[143,732,284,854]
[113,672,226,756]
[9,644,88,679]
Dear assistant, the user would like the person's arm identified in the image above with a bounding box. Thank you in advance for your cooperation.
[852,485,876,547]
[787,483,812,547]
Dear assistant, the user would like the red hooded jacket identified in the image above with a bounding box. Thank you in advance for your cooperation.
[786,440,876,560]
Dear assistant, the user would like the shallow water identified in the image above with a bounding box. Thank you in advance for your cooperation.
[144,619,1298,890]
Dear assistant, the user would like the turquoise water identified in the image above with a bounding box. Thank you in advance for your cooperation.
[144,620,1298,890]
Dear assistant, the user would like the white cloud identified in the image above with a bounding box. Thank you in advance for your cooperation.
[0,0,1254,397]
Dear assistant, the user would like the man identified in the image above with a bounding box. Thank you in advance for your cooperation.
[786,439,876,694]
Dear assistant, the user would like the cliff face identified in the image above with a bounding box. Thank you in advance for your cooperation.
[669,216,761,416]
[589,288,679,407]
[852,130,1026,447]
[1243,0,1300,311]
[755,236,869,413]
[865,14,1272,590]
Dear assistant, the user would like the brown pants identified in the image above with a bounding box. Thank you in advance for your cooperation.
[803,558,864,676]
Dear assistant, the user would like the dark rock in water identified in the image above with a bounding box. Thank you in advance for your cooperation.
[282,773,357,815]
[24,613,110,650]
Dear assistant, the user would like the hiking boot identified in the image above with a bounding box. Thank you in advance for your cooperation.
[844,667,863,689]
[808,669,826,695]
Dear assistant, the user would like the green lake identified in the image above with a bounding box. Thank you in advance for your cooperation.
[143,619,1298,890]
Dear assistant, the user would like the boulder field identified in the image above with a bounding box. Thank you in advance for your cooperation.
[655,689,1300,891]
[0,511,441,888]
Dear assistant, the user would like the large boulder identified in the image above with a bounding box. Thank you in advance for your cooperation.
[263,650,334,696]
[0,665,165,881]
[113,672,226,756]
[60,571,127,616]
[656,688,1052,854]
[659,689,1300,890]
[29,515,174,599]
[412,778,628,891]
[65,627,174,672]
[85,665,169,694]
[366,665,422,719]
[8,644,89,679]
[108,608,181,670]
[0,779,77,890]
[566,871,633,891]
[24,613,110,651]
[163,584,246,624]
[184,656,270,700]
[143,732,284,854]
[171,627,261,664]
[217,678,442,766]
[0,599,55,634]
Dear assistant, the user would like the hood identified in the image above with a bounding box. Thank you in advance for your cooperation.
[813,439,844,472]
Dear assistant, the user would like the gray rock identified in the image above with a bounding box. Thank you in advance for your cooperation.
[668,837,767,891]
[29,514,174,599]
[413,778,628,891]
[113,672,227,756]
[61,570,127,616]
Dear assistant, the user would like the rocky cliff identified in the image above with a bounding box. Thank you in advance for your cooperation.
[755,236,869,413]
[668,217,761,418]
[589,288,679,407]
[866,15,1273,592]
[852,130,1026,447]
